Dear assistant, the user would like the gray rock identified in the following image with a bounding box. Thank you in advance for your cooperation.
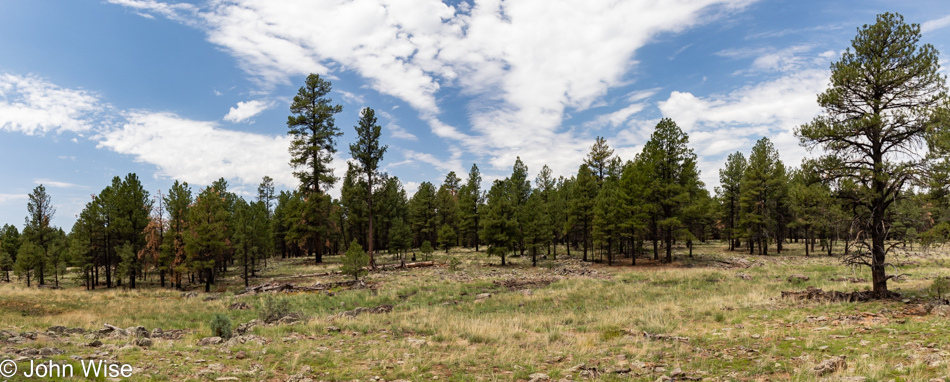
[326,326,341,333]
[197,336,223,346]
[132,326,150,338]
[931,305,950,317]
[87,339,103,347]
[475,293,492,300]
[134,338,153,347]
[813,355,847,376]
[528,372,550,382]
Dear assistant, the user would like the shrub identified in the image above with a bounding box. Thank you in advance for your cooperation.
[448,256,462,271]
[420,241,434,261]
[259,295,294,324]
[209,313,232,339]
[929,277,950,300]
[341,239,369,281]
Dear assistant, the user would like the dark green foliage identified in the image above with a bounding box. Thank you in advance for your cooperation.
[420,240,434,262]
[458,164,484,251]
[288,73,343,194]
[341,239,369,281]
[438,224,456,253]
[410,182,438,246]
[349,107,387,267]
[209,313,233,339]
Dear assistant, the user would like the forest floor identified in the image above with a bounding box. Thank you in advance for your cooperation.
[0,242,949,381]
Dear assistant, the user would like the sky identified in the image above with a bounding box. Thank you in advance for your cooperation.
[1,0,949,230]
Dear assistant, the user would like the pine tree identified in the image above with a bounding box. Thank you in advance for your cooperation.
[24,184,56,285]
[458,164,484,251]
[186,186,229,292]
[797,13,949,297]
[349,107,387,268]
[569,164,597,261]
[585,136,615,185]
[641,118,701,263]
[739,137,785,256]
[718,152,747,251]
[481,178,515,265]
[409,182,438,247]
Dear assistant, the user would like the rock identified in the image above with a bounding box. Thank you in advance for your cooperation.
[38,347,64,356]
[65,327,86,335]
[276,316,301,325]
[87,339,103,347]
[132,326,150,338]
[788,274,810,283]
[228,302,251,310]
[407,338,428,347]
[475,293,492,300]
[840,377,867,382]
[197,337,223,346]
[151,328,164,338]
[215,378,240,381]
[521,289,534,296]
[670,368,683,377]
[47,326,68,334]
[225,335,267,347]
[338,305,394,319]
[100,323,123,335]
[234,319,262,335]
[813,355,847,376]
[181,292,198,298]
[134,338,153,347]
[203,296,218,302]
[735,273,753,280]
[931,305,950,317]
[235,351,247,360]
[326,326,341,333]
[528,372,550,382]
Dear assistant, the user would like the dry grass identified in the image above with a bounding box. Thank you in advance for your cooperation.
[0,242,948,381]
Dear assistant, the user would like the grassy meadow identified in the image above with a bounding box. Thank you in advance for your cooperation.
[0,242,949,381]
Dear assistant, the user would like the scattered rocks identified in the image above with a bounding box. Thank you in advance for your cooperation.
[197,336,223,346]
[830,277,867,283]
[225,335,268,347]
[228,302,251,310]
[38,347,64,356]
[787,274,810,283]
[338,305,394,319]
[781,286,897,303]
[813,355,847,376]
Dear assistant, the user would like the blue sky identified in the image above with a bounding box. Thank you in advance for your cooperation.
[1,0,949,230]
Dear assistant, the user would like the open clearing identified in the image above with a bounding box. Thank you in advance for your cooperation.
[1,243,949,381]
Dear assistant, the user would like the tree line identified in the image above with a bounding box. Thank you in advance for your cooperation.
[0,13,947,297]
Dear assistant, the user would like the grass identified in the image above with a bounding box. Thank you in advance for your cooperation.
[0,242,948,381]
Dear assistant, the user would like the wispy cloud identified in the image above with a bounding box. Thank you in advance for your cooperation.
[34,179,85,189]
[922,14,950,34]
[107,0,756,179]
[97,112,296,187]
[0,73,104,135]
[0,194,27,203]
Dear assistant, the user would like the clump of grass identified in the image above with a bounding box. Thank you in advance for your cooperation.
[209,313,232,339]
[258,295,300,323]
[600,327,624,341]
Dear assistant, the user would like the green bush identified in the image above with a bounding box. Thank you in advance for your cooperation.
[209,313,232,339]
[341,239,369,281]
[929,277,950,300]
[448,256,462,271]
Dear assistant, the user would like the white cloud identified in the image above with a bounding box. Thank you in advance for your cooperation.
[338,90,365,105]
[34,179,84,189]
[97,112,296,188]
[222,99,273,123]
[0,73,103,135]
[376,110,416,141]
[922,14,950,34]
[108,0,755,181]
[657,66,829,186]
